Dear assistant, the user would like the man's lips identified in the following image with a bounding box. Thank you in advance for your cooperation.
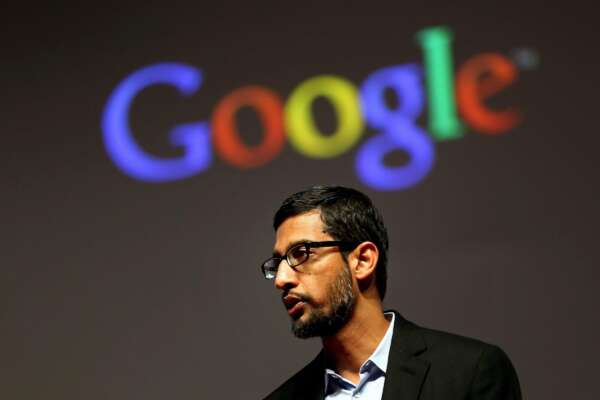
[287,301,305,316]
[282,294,307,317]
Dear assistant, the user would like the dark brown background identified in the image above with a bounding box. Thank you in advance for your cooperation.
[3,1,598,399]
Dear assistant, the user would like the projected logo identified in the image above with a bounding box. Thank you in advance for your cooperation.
[102,26,528,191]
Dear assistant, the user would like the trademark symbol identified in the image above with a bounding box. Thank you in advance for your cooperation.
[511,47,540,70]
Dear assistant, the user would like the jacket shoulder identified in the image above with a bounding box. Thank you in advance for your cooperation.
[418,323,496,358]
[413,322,513,368]
[398,317,521,399]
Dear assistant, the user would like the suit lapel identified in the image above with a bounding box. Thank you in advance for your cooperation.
[381,312,430,400]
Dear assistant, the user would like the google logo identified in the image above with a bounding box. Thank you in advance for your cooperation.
[102,26,521,190]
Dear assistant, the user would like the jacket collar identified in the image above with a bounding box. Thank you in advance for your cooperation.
[290,351,326,400]
[381,311,430,400]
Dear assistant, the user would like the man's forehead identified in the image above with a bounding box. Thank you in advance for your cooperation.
[274,211,328,250]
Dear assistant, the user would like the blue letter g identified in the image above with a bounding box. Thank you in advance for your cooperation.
[101,63,211,182]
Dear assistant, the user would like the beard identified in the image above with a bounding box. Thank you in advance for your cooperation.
[290,263,356,339]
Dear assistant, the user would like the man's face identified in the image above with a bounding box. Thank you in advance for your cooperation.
[273,210,355,338]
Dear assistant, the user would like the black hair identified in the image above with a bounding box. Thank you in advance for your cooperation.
[273,185,389,299]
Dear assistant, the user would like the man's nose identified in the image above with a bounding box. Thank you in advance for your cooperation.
[274,259,299,290]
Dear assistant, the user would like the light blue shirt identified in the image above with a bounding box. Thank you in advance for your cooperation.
[324,312,395,399]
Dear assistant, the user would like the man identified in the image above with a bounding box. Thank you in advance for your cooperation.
[261,185,521,400]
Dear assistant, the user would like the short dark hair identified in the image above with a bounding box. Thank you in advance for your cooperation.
[273,185,389,299]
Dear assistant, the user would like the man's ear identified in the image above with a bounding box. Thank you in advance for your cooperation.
[348,242,379,289]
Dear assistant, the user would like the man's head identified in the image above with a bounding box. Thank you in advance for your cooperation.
[266,186,389,338]
[273,185,389,298]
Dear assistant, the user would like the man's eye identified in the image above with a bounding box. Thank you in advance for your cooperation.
[289,246,308,259]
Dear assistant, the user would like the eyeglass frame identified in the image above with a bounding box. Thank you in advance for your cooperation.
[261,240,359,280]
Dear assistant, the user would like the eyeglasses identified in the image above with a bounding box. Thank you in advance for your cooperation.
[261,241,358,280]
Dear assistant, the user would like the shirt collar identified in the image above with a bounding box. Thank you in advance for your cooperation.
[323,312,395,391]
[365,311,395,373]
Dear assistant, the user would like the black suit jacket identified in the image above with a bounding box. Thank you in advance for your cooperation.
[264,311,521,399]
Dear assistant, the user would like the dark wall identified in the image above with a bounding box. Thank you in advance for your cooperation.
[3,1,598,399]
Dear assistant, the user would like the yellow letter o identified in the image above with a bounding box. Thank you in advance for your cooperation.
[285,75,364,158]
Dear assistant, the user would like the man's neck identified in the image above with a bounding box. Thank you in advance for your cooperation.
[321,301,390,384]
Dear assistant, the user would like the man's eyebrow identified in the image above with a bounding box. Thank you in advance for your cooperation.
[272,239,312,257]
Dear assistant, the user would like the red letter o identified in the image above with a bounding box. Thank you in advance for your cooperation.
[212,86,285,168]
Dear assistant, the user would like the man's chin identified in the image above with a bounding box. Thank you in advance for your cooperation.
[290,310,333,339]
[290,301,355,339]
[291,319,317,339]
